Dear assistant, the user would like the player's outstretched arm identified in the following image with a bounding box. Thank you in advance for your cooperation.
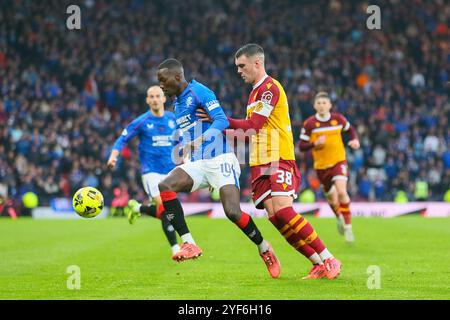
[298,136,326,152]
[197,102,269,133]
[108,118,141,168]
[227,111,267,132]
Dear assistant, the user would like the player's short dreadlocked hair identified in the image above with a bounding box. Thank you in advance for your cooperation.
[314,91,331,102]
[235,43,265,59]
[157,58,183,73]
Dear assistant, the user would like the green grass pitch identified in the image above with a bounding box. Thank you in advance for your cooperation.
[0,216,449,299]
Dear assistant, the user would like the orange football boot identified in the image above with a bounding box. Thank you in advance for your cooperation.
[172,243,202,262]
[260,243,281,278]
[302,264,326,280]
[324,257,342,279]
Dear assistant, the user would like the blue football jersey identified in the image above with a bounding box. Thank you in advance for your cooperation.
[113,111,177,174]
[173,80,230,161]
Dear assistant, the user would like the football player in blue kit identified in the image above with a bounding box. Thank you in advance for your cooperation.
[108,85,191,258]
[156,59,281,278]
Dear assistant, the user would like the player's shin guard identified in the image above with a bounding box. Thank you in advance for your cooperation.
[160,213,179,247]
[339,202,352,225]
[275,207,329,258]
[233,212,264,245]
[160,191,191,240]
[269,215,321,264]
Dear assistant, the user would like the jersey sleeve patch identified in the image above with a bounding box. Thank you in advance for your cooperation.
[253,101,274,117]
[205,99,221,111]
[261,90,274,105]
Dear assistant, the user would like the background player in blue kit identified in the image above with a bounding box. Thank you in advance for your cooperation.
[156,59,281,277]
[107,85,192,258]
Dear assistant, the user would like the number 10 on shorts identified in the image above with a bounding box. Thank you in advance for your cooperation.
[221,163,232,177]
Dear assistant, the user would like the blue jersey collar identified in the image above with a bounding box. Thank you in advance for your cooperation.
[177,80,196,99]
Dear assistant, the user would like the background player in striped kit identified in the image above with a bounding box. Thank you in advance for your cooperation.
[299,91,360,243]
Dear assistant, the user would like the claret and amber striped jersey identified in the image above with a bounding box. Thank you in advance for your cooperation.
[244,75,295,166]
[300,112,351,170]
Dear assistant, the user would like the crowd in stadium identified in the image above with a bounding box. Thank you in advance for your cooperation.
[0,0,449,213]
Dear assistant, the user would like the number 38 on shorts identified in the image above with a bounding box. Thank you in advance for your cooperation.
[251,160,301,209]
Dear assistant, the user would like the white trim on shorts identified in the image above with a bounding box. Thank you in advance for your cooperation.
[331,175,348,182]
[254,189,298,207]
[271,190,297,198]
[254,190,272,207]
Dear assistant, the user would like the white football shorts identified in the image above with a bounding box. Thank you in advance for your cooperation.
[178,152,241,192]
[141,172,168,198]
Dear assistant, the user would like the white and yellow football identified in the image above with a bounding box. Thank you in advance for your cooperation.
[72,187,104,218]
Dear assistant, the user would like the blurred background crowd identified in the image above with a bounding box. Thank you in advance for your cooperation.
[0,0,449,215]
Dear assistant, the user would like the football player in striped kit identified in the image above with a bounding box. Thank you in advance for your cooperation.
[299,91,360,243]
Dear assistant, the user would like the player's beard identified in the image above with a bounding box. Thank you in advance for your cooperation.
[151,105,163,114]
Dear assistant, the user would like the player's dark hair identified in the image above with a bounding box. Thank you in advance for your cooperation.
[314,91,331,101]
[235,43,264,59]
[157,58,183,73]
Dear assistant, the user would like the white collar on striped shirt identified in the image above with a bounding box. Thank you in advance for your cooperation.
[315,113,331,122]
[252,74,269,90]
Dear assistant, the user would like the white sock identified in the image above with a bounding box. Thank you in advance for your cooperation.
[171,244,180,255]
[319,248,333,261]
[181,233,195,244]
[308,253,323,265]
[135,203,142,212]
[257,240,270,253]
[344,224,352,230]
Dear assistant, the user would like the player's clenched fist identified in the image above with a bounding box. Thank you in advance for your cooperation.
[348,139,360,149]
[107,157,117,169]
[314,135,326,149]
[107,150,119,169]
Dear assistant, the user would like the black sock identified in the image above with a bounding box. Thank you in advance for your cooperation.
[161,198,190,237]
[160,213,178,247]
[234,213,264,245]
[140,205,157,218]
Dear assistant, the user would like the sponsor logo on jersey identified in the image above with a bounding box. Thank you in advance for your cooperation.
[331,119,338,126]
[186,96,193,107]
[168,120,175,129]
[152,135,172,147]
[205,99,220,111]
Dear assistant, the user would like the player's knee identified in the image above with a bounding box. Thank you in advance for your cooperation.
[158,181,172,192]
[272,197,293,213]
[326,193,338,205]
[337,189,349,201]
[224,207,242,222]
